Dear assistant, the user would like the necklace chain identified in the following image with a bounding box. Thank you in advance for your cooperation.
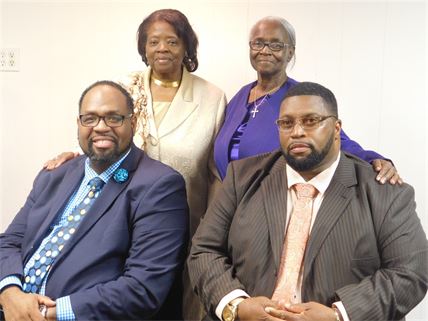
[250,85,280,118]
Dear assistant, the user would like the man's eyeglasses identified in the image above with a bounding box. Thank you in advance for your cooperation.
[249,40,288,52]
[275,115,337,132]
[79,114,133,128]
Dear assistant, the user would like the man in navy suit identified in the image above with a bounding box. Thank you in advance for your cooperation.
[0,80,189,320]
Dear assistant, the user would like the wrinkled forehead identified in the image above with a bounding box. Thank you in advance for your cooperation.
[279,95,328,118]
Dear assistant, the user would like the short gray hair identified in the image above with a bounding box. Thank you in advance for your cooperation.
[251,16,296,67]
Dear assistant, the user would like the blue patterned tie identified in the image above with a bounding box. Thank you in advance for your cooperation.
[23,177,105,293]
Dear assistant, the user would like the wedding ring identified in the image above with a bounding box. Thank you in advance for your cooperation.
[39,304,48,318]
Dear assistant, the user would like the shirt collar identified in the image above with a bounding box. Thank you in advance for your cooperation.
[286,152,341,194]
[84,148,132,185]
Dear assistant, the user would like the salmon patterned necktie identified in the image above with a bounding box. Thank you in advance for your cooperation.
[271,183,318,305]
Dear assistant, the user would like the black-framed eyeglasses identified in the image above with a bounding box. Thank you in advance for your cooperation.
[79,114,133,128]
[275,115,337,132]
[249,40,288,52]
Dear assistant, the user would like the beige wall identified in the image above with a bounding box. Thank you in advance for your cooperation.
[1,1,427,319]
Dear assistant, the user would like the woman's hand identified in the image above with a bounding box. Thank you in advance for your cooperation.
[43,151,79,170]
[372,159,403,185]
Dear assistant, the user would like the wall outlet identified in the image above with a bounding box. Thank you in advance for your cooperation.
[0,48,20,72]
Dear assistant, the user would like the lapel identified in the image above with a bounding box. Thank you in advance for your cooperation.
[157,68,198,138]
[23,159,85,261]
[303,153,357,280]
[51,144,143,269]
[260,154,288,270]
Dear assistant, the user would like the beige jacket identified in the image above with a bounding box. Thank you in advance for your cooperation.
[121,67,226,236]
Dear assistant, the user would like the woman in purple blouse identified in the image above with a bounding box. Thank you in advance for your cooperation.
[214,16,402,184]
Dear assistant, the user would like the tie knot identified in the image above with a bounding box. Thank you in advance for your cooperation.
[89,177,105,191]
[293,183,318,199]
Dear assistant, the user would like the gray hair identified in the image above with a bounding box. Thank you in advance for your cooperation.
[251,16,296,68]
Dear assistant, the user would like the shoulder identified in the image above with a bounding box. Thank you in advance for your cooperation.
[131,151,186,187]
[187,72,225,98]
[225,149,283,185]
[341,152,415,204]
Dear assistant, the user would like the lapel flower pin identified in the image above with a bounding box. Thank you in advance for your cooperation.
[113,168,129,183]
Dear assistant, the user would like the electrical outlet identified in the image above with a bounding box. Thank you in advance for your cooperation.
[0,48,20,72]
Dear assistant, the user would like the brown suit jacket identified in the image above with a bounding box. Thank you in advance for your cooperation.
[189,150,428,321]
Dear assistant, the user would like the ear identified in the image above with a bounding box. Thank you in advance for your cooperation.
[287,46,295,62]
[131,115,137,135]
[335,119,342,139]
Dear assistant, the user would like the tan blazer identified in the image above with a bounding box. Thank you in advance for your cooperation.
[121,67,226,237]
[189,150,428,321]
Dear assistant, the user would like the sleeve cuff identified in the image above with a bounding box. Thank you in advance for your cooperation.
[0,275,22,293]
[215,289,250,320]
[56,296,76,321]
[333,301,350,321]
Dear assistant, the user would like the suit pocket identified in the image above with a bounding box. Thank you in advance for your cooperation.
[350,256,381,279]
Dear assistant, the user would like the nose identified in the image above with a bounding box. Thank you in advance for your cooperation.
[93,118,110,131]
[156,40,168,51]
[290,121,305,137]
[260,43,272,54]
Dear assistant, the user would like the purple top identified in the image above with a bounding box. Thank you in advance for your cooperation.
[214,78,386,180]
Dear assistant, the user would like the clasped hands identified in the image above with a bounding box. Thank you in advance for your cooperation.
[237,296,338,321]
[0,287,57,321]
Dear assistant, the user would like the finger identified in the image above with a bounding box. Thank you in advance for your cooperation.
[36,295,56,307]
[265,307,295,320]
[381,166,398,184]
[372,159,382,171]
[284,303,306,313]
[265,307,287,320]
[376,167,393,184]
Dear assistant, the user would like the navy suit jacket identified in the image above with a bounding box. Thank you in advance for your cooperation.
[0,143,189,320]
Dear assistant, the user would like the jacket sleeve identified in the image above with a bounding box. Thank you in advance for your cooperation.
[188,162,246,317]
[0,169,48,280]
[336,184,428,320]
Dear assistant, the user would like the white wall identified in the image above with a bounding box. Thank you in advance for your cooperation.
[1,1,427,319]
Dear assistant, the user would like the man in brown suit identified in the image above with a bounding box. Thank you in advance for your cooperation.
[188,82,428,321]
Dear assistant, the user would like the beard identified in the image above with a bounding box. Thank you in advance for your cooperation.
[282,134,334,172]
[86,140,122,166]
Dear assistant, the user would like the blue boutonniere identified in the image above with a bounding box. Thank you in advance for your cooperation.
[113,168,129,183]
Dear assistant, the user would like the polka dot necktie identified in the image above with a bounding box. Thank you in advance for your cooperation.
[272,183,318,306]
[23,177,105,293]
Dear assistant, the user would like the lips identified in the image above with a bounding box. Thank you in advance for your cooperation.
[91,136,116,149]
[288,143,311,154]
[155,56,172,63]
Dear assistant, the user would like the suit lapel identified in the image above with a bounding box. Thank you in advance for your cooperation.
[303,153,357,280]
[157,69,198,138]
[51,144,142,268]
[24,160,85,260]
[260,156,289,270]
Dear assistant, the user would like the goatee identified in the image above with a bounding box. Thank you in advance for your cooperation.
[282,134,334,172]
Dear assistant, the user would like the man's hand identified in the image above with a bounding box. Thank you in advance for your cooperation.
[0,286,55,321]
[46,306,57,321]
[372,159,403,185]
[266,301,337,321]
[237,296,284,321]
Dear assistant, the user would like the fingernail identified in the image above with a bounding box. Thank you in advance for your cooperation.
[265,307,273,313]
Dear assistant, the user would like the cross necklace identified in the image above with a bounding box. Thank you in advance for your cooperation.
[250,84,281,118]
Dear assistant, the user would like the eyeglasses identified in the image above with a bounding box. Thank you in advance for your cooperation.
[249,40,288,52]
[275,115,337,132]
[79,114,133,128]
